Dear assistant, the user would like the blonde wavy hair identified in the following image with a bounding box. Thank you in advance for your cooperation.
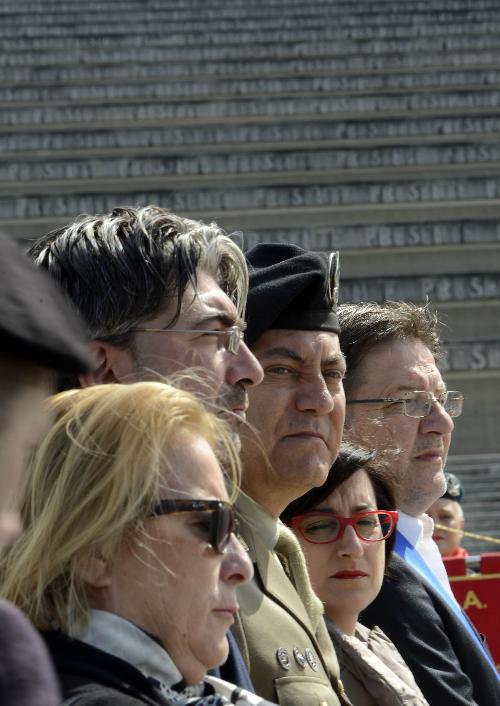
[0,381,240,635]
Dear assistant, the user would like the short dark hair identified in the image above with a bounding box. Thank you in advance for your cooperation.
[338,301,441,397]
[29,205,248,349]
[281,442,397,561]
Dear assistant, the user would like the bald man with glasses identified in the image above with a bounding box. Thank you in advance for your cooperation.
[338,301,500,706]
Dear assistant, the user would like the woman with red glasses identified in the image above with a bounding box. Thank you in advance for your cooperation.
[282,444,429,706]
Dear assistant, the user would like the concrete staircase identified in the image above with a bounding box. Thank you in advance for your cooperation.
[2,0,500,520]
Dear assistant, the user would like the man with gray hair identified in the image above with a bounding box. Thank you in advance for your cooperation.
[338,301,500,706]
[29,204,264,692]
[29,205,263,419]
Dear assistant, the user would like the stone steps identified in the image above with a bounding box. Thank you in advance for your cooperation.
[5,142,500,182]
[6,166,500,204]
[2,0,500,25]
[4,35,500,68]
[4,85,500,115]
[5,21,500,52]
[4,70,500,103]
[3,0,500,471]
[6,201,500,241]
[9,133,500,161]
[4,14,500,38]
[5,174,500,220]
[4,63,500,89]
[242,220,500,250]
[6,91,500,128]
[5,127,500,157]
[6,171,500,204]
[6,53,500,84]
[6,80,500,108]
[4,107,500,146]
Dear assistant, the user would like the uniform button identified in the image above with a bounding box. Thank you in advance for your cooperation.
[304,647,318,671]
[292,647,307,669]
[276,647,291,670]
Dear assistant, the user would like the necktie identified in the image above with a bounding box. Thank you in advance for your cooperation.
[275,523,324,630]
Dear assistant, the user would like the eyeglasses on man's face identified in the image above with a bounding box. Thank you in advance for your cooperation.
[148,498,238,554]
[346,390,463,419]
[133,324,245,355]
[288,509,398,545]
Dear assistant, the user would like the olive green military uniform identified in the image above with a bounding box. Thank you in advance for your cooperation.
[233,491,350,706]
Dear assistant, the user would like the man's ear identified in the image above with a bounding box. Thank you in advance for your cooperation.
[76,549,112,590]
[79,341,133,387]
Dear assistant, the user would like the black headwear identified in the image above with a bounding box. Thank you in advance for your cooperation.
[245,243,340,347]
[443,472,464,503]
[0,235,92,373]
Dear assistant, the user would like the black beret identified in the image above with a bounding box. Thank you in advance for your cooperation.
[245,243,340,347]
[0,235,92,373]
[442,472,464,503]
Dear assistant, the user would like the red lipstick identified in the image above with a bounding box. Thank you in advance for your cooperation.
[332,570,367,579]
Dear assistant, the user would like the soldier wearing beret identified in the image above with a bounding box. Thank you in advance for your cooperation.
[232,244,349,706]
[0,233,91,706]
[428,472,468,559]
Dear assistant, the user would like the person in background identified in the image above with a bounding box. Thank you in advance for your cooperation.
[0,233,92,706]
[339,301,500,706]
[283,444,429,706]
[0,382,277,706]
[428,472,468,559]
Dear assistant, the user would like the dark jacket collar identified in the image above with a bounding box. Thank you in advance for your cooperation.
[44,630,168,705]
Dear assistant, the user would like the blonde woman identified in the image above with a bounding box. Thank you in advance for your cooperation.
[0,382,274,706]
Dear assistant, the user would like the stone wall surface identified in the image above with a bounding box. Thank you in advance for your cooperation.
[3,0,500,542]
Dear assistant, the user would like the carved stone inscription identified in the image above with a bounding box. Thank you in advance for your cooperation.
[243,222,500,250]
[0,35,496,68]
[1,3,497,35]
[4,142,500,182]
[441,342,500,372]
[4,115,500,153]
[4,91,500,127]
[6,179,500,218]
[1,32,496,67]
[3,68,500,103]
[5,48,500,82]
[341,275,500,304]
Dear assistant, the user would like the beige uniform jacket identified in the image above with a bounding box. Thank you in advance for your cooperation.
[233,492,350,706]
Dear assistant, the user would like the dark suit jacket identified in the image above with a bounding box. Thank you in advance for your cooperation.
[0,599,61,706]
[211,631,255,693]
[360,554,500,706]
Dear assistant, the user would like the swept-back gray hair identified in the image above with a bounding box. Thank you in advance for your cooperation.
[29,205,248,347]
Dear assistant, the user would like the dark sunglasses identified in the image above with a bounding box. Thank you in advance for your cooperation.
[149,499,237,554]
[288,509,398,545]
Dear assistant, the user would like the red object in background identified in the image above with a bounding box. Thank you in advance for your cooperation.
[445,553,500,671]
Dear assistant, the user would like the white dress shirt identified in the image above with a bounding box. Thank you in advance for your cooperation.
[397,510,456,599]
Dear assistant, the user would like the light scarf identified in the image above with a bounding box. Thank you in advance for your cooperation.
[81,610,277,705]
